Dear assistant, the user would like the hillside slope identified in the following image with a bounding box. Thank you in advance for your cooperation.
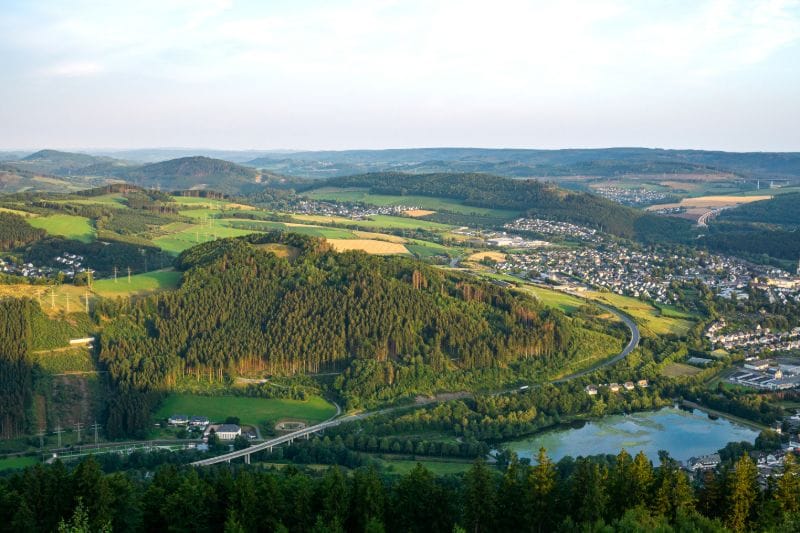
[98,233,576,434]
[119,156,260,193]
[309,172,693,242]
[11,149,123,176]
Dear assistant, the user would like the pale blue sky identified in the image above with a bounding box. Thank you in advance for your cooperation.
[1,0,799,151]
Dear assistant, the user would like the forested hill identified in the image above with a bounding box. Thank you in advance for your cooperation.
[310,172,693,242]
[118,156,260,193]
[98,232,572,435]
[716,193,800,227]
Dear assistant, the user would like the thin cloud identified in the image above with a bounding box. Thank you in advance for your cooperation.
[42,60,103,77]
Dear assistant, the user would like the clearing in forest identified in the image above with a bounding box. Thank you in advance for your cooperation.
[327,239,410,255]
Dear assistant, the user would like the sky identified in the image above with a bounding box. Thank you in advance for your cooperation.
[0,0,799,152]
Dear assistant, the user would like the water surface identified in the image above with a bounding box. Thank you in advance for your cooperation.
[505,407,758,463]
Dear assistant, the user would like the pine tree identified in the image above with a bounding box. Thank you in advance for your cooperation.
[653,452,694,521]
[464,459,496,533]
[528,447,557,531]
[629,451,654,507]
[726,453,758,532]
[776,452,800,514]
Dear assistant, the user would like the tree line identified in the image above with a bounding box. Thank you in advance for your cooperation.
[0,213,46,251]
[2,449,800,532]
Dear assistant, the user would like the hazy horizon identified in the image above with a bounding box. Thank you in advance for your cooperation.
[4,144,800,155]
[2,0,799,152]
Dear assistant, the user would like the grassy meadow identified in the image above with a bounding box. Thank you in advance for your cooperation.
[29,214,95,242]
[585,292,694,337]
[154,394,337,427]
[92,269,182,297]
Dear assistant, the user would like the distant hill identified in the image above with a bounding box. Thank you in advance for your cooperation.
[0,163,105,193]
[0,151,265,194]
[11,149,124,176]
[118,156,261,193]
[89,148,271,163]
[245,147,800,181]
[716,193,800,227]
[309,172,694,242]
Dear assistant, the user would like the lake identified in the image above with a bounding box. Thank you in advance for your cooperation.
[505,407,759,463]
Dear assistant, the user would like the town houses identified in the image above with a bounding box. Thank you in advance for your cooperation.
[706,321,800,354]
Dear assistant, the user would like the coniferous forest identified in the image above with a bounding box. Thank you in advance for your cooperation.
[1,449,799,532]
[95,233,577,437]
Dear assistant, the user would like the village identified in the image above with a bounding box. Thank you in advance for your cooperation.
[503,217,600,241]
[288,198,421,219]
[490,232,800,308]
[0,252,93,280]
[706,319,800,354]
[591,185,671,206]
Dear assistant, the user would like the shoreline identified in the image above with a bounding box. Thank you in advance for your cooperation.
[680,400,768,432]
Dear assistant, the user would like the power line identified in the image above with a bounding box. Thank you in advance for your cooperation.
[91,421,101,447]
[54,423,63,449]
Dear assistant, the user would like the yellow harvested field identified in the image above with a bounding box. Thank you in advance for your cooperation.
[254,243,301,260]
[467,251,507,262]
[327,239,410,255]
[0,207,36,217]
[225,202,256,210]
[648,195,772,211]
[404,209,436,217]
[352,230,408,243]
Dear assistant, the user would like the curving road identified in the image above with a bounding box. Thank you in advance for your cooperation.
[193,286,640,466]
[552,301,640,383]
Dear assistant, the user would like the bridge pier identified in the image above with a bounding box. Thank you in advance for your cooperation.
[244,454,250,465]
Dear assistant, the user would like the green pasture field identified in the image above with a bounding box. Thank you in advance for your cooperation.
[154,394,337,427]
[92,269,182,297]
[306,189,519,218]
[585,292,694,337]
[153,224,259,254]
[516,284,586,314]
[0,456,39,472]
[653,303,697,319]
[28,214,95,242]
[289,213,454,232]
